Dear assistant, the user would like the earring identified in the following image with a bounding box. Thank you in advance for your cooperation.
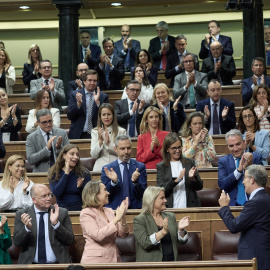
[9,171,12,176]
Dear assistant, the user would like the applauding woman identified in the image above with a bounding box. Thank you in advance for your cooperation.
[133,186,190,262]
[91,103,126,171]
[238,105,269,165]
[22,44,42,92]
[80,181,129,263]
[157,133,203,208]
[0,155,33,212]
[0,215,12,264]
[49,144,91,211]
[180,112,216,168]
[136,106,169,169]
[152,83,186,132]
[0,88,22,141]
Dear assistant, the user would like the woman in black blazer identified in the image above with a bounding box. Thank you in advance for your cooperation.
[22,44,42,92]
[156,132,203,208]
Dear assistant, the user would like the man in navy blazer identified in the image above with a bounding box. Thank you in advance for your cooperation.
[114,25,141,72]
[196,79,236,134]
[101,135,147,210]
[80,30,101,69]
[67,69,109,139]
[242,57,270,105]
[218,129,263,206]
[148,21,177,70]
[96,37,125,90]
[218,164,270,270]
[199,20,233,59]
[165,34,199,88]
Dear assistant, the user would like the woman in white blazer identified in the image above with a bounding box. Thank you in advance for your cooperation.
[25,89,60,133]
[0,49,15,94]
[91,103,126,171]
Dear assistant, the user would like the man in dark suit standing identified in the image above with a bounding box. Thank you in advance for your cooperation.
[201,41,236,85]
[196,79,236,134]
[80,30,101,69]
[101,135,147,210]
[199,20,233,59]
[242,57,270,105]
[148,21,177,70]
[218,129,263,206]
[114,24,141,72]
[13,184,74,264]
[114,80,148,137]
[96,37,125,90]
[165,34,199,88]
[67,69,109,139]
[67,62,89,100]
[219,164,270,270]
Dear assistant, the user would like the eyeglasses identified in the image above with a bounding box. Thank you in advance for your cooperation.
[169,146,182,153]
[243,114,254,119]
[78,69,88,72]
[31,49,39,52]
[183,60,194,64]
[156,30,165,33]
[128,88,141,93]
[35,192,53,200]
[40,119,53,125]
[41,66,52,70]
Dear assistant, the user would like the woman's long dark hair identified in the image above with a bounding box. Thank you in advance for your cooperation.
[132,64,150,86]
[238,105,260,133]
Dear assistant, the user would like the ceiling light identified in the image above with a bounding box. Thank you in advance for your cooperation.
[111,3,121,6]
[20,6,30,10]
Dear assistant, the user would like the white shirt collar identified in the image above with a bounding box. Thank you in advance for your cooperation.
[249,187,264,200]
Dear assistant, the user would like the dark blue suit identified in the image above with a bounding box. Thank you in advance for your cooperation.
[114,38,141,70]
[196,97,236,134]
[199,35,233,59]
[80,44,101,69]
[101,159,147,210]
[22,63,41,92]
[219,189,270,270]
[218,153,263,206]
[242,76,270,105]
[67,88,109,139]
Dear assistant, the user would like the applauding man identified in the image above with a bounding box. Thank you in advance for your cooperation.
[13,184,74,264]
[67,69,109,139]
[101,135,147,210]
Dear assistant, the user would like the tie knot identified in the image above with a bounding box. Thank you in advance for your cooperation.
[44,79,49,85]
[38,212,45,216]
[121,162,128,167]
[213,103,218,107]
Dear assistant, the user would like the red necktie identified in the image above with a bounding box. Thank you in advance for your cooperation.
[161,41,167,71]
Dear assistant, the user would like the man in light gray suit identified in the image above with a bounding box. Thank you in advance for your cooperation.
[30,60,65,112]
[14,184,74,264]
[173,53,208,109]
[26,109,69,172]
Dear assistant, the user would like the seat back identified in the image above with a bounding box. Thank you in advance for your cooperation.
[197,188,221,207]
[80,157,96,172]
[116,234,136,262]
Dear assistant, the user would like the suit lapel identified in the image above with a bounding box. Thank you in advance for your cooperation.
[145,214,162,251]
[29,205,38,245]
[37,129,46,149]
[228,154,236,171]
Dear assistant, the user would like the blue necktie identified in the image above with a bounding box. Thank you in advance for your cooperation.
[213,103,219,134]
[38,212,47,264]
[189,84,196,107]
[47,133,55,167]
[124,49,130,68]
[122,162,130,203]
[105,57,111,86]
[236,158,246,205]
[128,102,135,137]
[257,77,261,84]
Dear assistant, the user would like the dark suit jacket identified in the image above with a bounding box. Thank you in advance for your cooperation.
[148,35,177,68]
[101,159,147,210]
[0,129,6,173]
[218,189,270,270]
[67,88,109,139]
[153,101,186,133]
[199,35,234,59]
[196,97,236,134]
[67,80,77,101]
[13,205,74,264]
[165,51,199,88]
[133,211,187,262]
[242,76,270,105]
[218,153,263,206]
[114,39,141,70]
[22,63,41,92]
[80,44,101,69]
[201,55,236,85]
[96,55,125,90]
[114,99,148,135]
[156,158,203,208]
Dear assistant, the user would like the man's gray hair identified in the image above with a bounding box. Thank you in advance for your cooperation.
[36,108,52,122]
[115,135,132,147]
[225,129,243,143]
[175,34,187,42]
[264,25,270,29]
[156,21,168,30]
[246,165,268,188]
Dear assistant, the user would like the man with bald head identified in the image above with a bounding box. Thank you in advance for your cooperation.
[201,41,236,85]
[13,184,74,264]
